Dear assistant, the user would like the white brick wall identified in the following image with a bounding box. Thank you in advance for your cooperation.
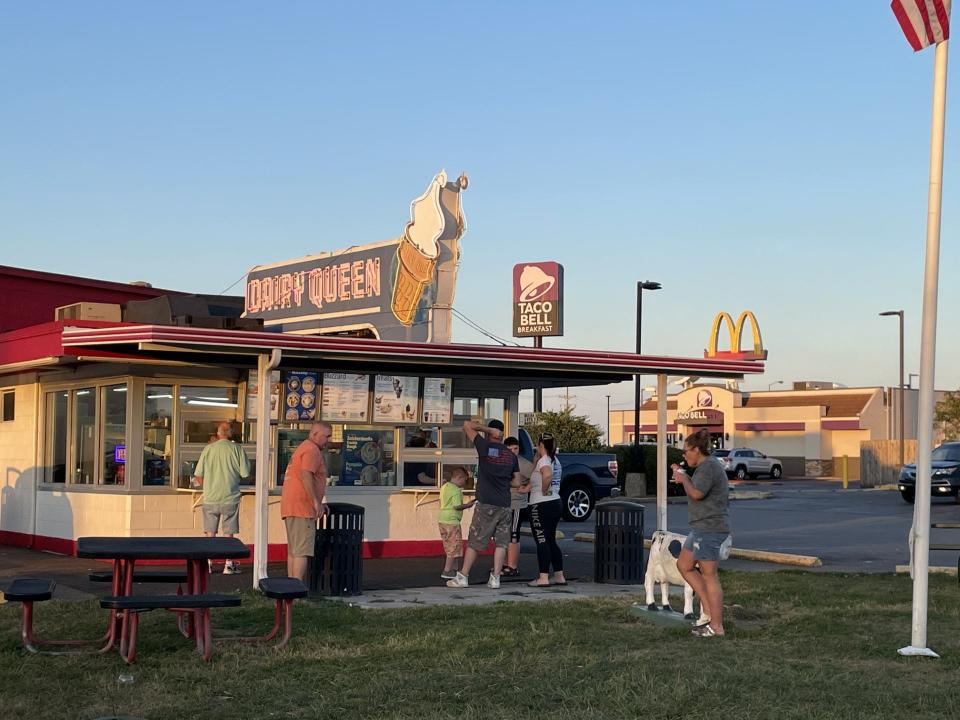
[0,384,39,535]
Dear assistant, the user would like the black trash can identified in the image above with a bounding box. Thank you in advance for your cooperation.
[310,503,364,596]
[593,500,645,584]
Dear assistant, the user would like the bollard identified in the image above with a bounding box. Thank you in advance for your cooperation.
[842,455,849,490]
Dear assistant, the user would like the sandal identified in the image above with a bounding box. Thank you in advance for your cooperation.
[527,580,550,588]
[500,566,520,577]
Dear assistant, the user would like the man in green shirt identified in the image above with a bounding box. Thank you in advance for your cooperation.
[192,422,251,574]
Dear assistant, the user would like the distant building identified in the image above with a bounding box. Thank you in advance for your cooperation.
[609,381,948,479]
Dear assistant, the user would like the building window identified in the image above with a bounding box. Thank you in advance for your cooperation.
[44,391,68,483]
[1,389,14,422]
[101,384,128,486]
[73,388,96,485]
[144,385,173,487]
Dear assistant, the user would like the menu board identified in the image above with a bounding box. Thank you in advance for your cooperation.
[245,369,281,421]
[341,429,386,486]
[283,371,319,421]
[373,375,419,424]
[321,373,370,422]
[422,377,453,424]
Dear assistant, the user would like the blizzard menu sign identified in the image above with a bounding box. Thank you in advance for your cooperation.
[512,261,563,337]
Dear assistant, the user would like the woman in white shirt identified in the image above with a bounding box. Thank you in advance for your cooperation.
[527,434,567,587]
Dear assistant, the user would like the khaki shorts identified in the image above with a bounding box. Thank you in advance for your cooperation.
[467,502,512,551]
[284,516,317,558]
[438,523,463,558]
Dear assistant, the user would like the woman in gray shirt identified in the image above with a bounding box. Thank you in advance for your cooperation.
[670,428,730,638]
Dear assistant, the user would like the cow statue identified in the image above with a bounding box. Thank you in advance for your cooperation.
[644,530,710,623]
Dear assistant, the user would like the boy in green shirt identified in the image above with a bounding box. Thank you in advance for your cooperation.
[438,467,475,580]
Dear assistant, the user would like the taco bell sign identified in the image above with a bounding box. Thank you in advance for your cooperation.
[512,261,563,337]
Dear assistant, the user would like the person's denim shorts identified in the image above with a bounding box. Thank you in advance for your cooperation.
[683,530,731,562]
[202,503,240,534]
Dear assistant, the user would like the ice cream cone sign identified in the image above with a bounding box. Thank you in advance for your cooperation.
[392,171,466,327]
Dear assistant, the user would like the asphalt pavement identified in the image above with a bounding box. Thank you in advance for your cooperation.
[557,478,960,573]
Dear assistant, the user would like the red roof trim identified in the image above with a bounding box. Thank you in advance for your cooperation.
[60,324,765,377]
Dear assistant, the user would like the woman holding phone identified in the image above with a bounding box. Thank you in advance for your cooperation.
[527,434,567,587]
[670,428,730,637]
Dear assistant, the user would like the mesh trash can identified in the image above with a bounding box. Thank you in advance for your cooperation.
[310,503,364,596]
[593,500,645,584]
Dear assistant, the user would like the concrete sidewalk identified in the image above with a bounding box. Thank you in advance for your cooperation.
[0,544,600,603]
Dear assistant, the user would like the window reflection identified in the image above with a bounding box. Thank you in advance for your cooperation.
[44,391,68,483]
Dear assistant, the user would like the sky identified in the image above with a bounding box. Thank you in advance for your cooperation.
[2,3,958,433]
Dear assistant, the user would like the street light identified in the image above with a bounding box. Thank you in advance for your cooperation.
[767,380,785,391]
[634,280,662,446]
[880,310,905,470]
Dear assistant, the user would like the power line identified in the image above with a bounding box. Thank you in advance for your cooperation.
[451,307,521,347]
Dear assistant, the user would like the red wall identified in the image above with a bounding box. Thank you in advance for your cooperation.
[0,265,174,333]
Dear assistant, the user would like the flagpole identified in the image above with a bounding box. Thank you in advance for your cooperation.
[898,38,949,659]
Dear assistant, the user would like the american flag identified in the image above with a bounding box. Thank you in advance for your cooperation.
[891,0,951,51]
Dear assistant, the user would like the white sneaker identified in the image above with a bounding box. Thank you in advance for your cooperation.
[440,571,458,580]
[487,573,500,589]
[446,572,468,588]
[223,561,242,575]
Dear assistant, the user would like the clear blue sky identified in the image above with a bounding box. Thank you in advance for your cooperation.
[2,3,957,428]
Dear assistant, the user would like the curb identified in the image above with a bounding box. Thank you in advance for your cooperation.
[895,564,958,576]
[571,533,822,567]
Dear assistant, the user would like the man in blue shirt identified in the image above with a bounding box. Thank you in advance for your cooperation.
[446,418,521,590]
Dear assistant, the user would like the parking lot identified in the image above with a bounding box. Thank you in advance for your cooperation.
[555,480,960,574]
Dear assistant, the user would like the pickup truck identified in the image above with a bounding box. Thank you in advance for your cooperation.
[517,428,619,521]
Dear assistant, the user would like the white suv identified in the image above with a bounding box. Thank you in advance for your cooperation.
[716,448,783,480]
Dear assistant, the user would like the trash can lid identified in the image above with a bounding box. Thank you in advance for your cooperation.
[595,500,645,512]
[325,502,365,515]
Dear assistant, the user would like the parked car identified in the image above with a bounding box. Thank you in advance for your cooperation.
[719,448,783,480]
[518,428,618,521]
[897,441,960,504]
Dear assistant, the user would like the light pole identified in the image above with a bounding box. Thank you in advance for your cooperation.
[605,394,611,445]
[767,380,784,391]
[880,310,905,470]
[634,281,662,446]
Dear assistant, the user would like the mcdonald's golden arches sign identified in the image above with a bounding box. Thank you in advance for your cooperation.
[704,310,767,361]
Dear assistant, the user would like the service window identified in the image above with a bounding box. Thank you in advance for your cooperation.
[144,385,173,487]
[73,388,96,485]
[101,384,128,485]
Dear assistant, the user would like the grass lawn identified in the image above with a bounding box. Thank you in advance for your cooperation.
[1,571,959,720]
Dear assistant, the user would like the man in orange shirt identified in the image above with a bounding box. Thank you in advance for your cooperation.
[281,421,333,583]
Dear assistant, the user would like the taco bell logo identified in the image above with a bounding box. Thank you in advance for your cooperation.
[513,261,563,338]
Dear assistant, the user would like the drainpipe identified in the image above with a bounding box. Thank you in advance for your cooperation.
[253,349,281,589]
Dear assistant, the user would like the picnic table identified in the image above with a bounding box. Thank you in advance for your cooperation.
[77,536,249,661]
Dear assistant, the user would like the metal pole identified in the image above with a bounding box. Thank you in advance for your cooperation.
[899,38,948,659]
[655,373,668,531]
[899,312,905,471]
[633,282,642,446]
[533,337,543,412]
[254,349,282,589]
[605,394,611,445]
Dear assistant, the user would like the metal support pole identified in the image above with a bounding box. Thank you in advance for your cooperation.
[633,284,643,446]
[253,349,281,589]
[899,312,905,470]
[533,337,543,412]
[655,373,668,531]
